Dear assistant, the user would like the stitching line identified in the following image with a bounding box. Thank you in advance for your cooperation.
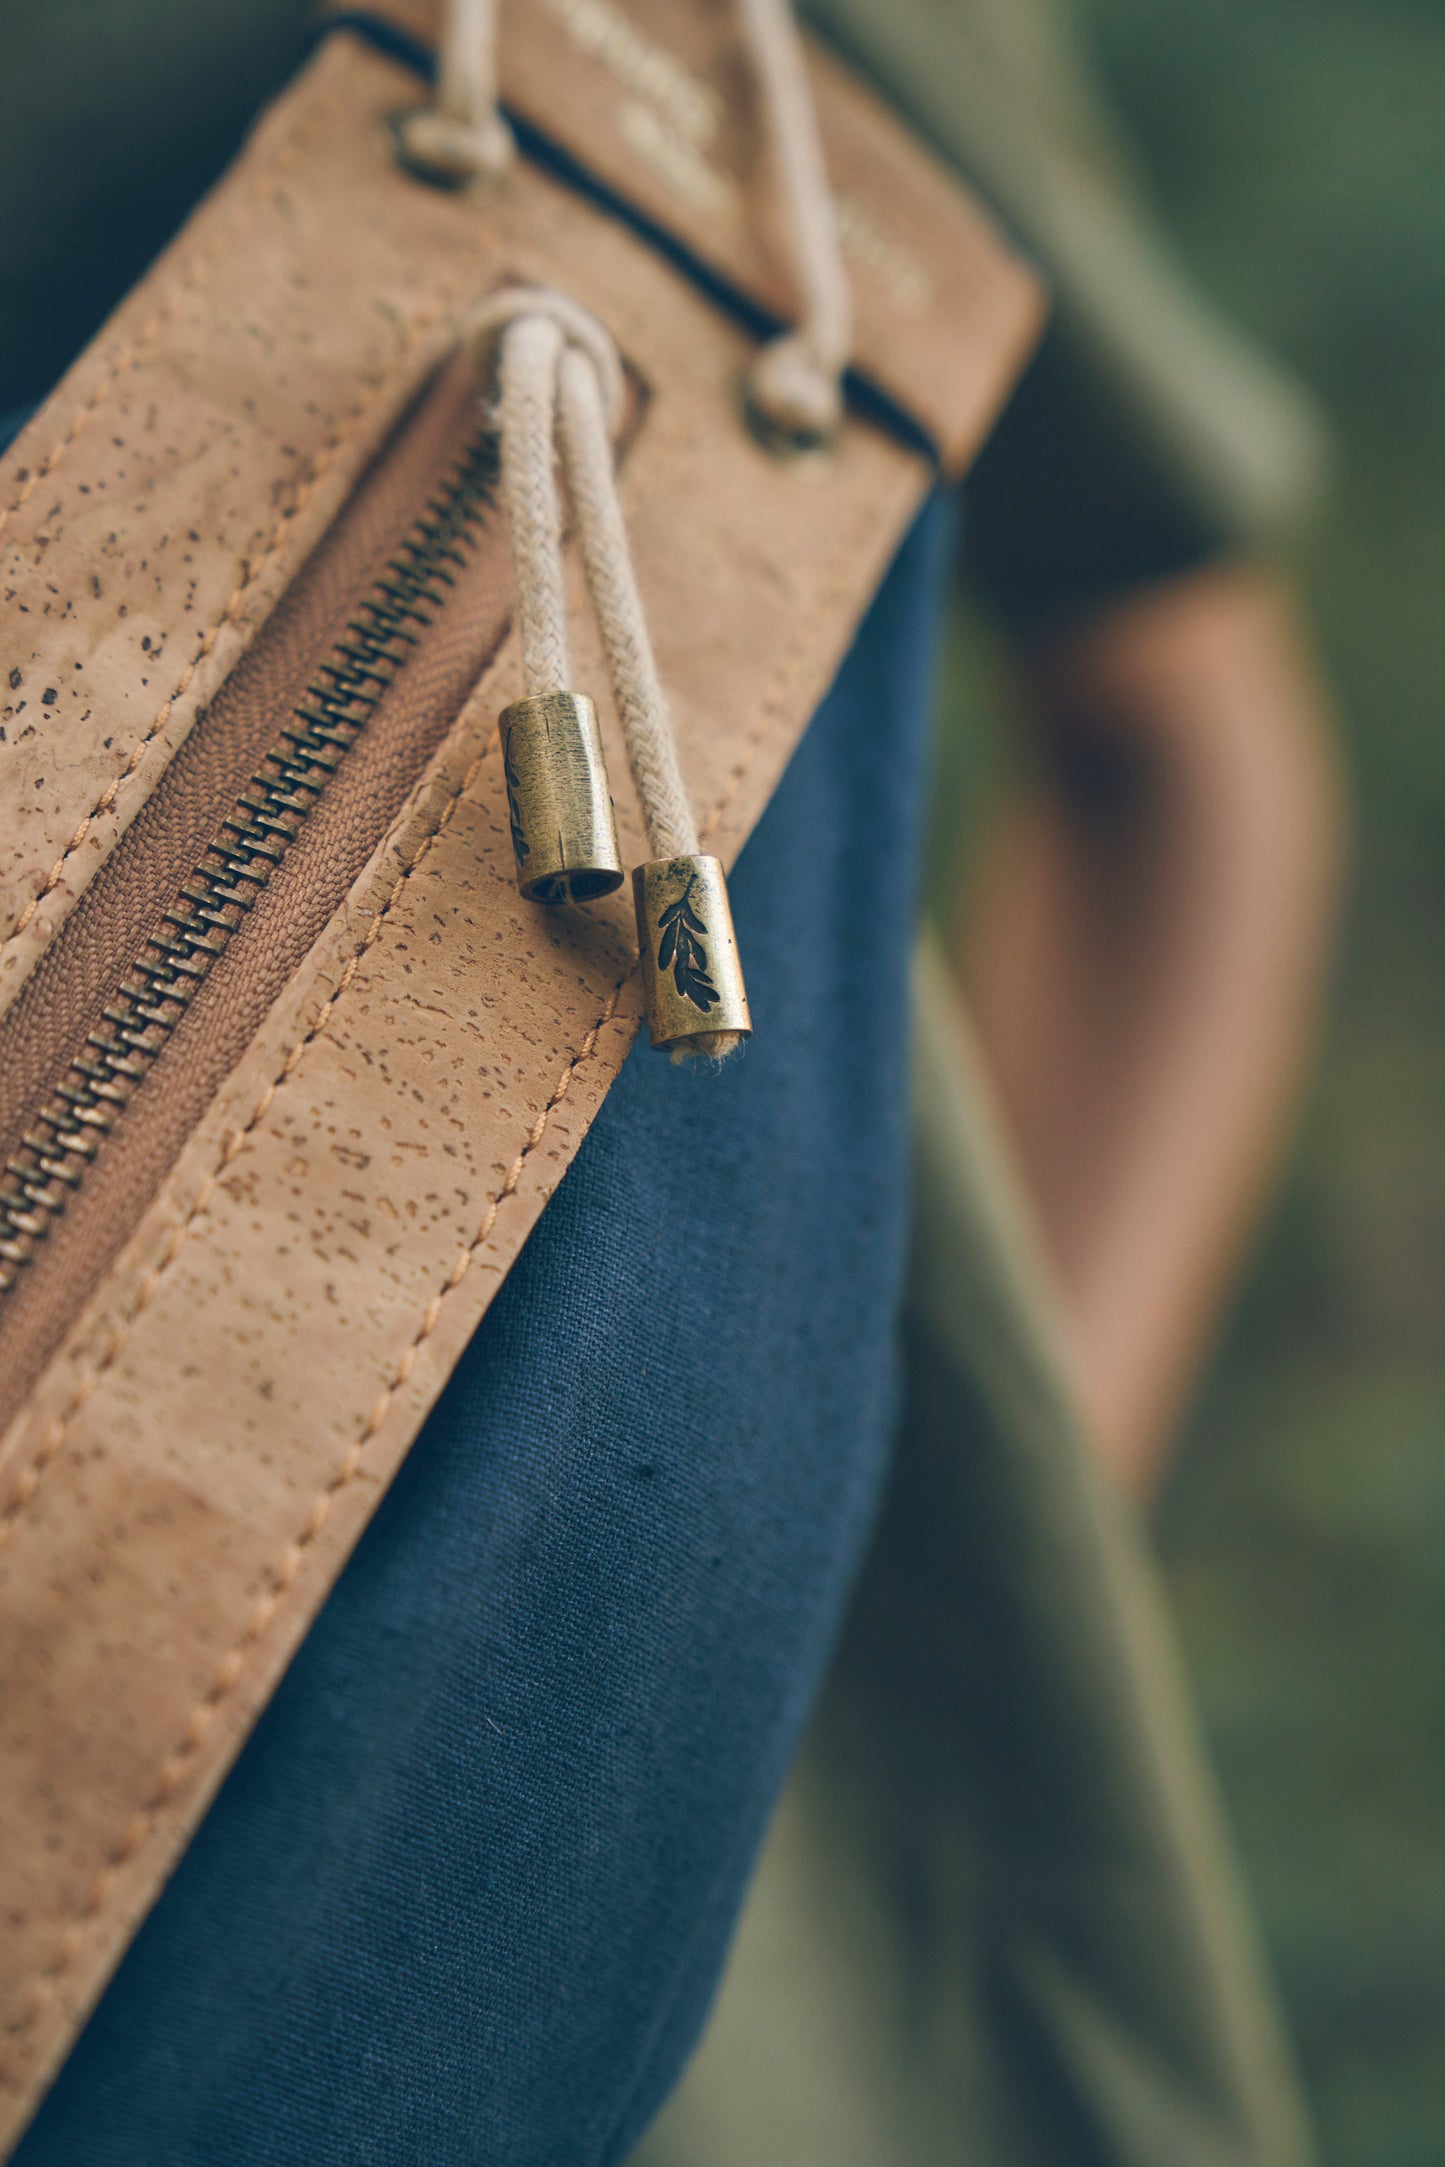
[2,303,458,958]
[0,274,200,546]
[0,47,434,962]
[3,473,894,2050]
[0,712,502,1560]
[0,58,329,549]
[0,473,876,1557]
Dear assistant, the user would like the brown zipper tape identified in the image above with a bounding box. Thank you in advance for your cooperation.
[0,26,1040,2150]
[0,351,647,1438]
[0,354,507,1425]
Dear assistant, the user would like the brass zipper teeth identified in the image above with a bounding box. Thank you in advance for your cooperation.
[0,429,499,1296]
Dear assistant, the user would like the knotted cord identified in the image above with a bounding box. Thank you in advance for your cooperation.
[423,0,850,442]
[735,0,851,445]
[468,288,745,1057]
[394,0,514,189]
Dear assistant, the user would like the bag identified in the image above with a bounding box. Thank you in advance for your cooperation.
[0,4,1039,2144]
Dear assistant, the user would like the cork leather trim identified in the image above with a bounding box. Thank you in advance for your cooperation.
[0,27,1040,2151]
[345,0,1035,476]
[0,77,468,998]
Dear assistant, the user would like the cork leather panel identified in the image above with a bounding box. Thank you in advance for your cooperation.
[0,61,470,1002]
[0,1,1039,1003]
[0,27,1040,2152]
[358,0,1037,477]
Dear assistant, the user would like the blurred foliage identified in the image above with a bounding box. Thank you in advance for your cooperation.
[4,2,1438,2151]
[938,3,1445,2160]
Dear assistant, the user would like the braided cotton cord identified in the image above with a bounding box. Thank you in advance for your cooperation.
[473,288,743,1056]
[418,0,850,439]
[555,345,698,862]
[736,0,851,442]
[395,0,514,188]
[471,289,697,856]
[437,0,505,140]
[493,314,571,698]
[470,285,629,697]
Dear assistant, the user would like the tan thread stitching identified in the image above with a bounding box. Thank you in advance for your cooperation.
[0,707,498,1562]
[2,472,896,2048]
[0,45,440,960]
[6,974,627,2043]
[0,272,202,546]
[0,53,329,546]
[2,308,459,955]
[0,463,893,1556]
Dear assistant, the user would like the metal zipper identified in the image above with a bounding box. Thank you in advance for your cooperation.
[0,341,574,1442]
[0,431,499,1303]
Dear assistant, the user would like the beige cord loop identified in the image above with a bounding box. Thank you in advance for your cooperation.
[470,288,744,1057]
[394,0,513,191]
[409,0,851,445]
[468,287,627,438]
[467,287,696,859]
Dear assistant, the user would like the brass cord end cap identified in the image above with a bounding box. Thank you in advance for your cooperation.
[633,855,751,1056]
[499,691,624,905]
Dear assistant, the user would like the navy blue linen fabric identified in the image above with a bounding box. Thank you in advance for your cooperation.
[16,494,954,2167]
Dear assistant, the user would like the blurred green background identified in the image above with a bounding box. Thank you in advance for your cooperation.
[1,2,1438,2155]
[945,3,1445,2159]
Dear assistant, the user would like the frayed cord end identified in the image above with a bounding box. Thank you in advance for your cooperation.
[670,1030,748,1066]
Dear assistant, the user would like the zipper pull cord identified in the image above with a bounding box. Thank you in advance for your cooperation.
[469,288,750,1059]
[410,0,850,447]
[473,293,626,910]
[554,340,696,869]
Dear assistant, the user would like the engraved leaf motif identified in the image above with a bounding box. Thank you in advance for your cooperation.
[504,735,529,863]
[656,876,720,1012]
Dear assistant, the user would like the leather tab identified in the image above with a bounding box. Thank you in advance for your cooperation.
[344,0,1043,475]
